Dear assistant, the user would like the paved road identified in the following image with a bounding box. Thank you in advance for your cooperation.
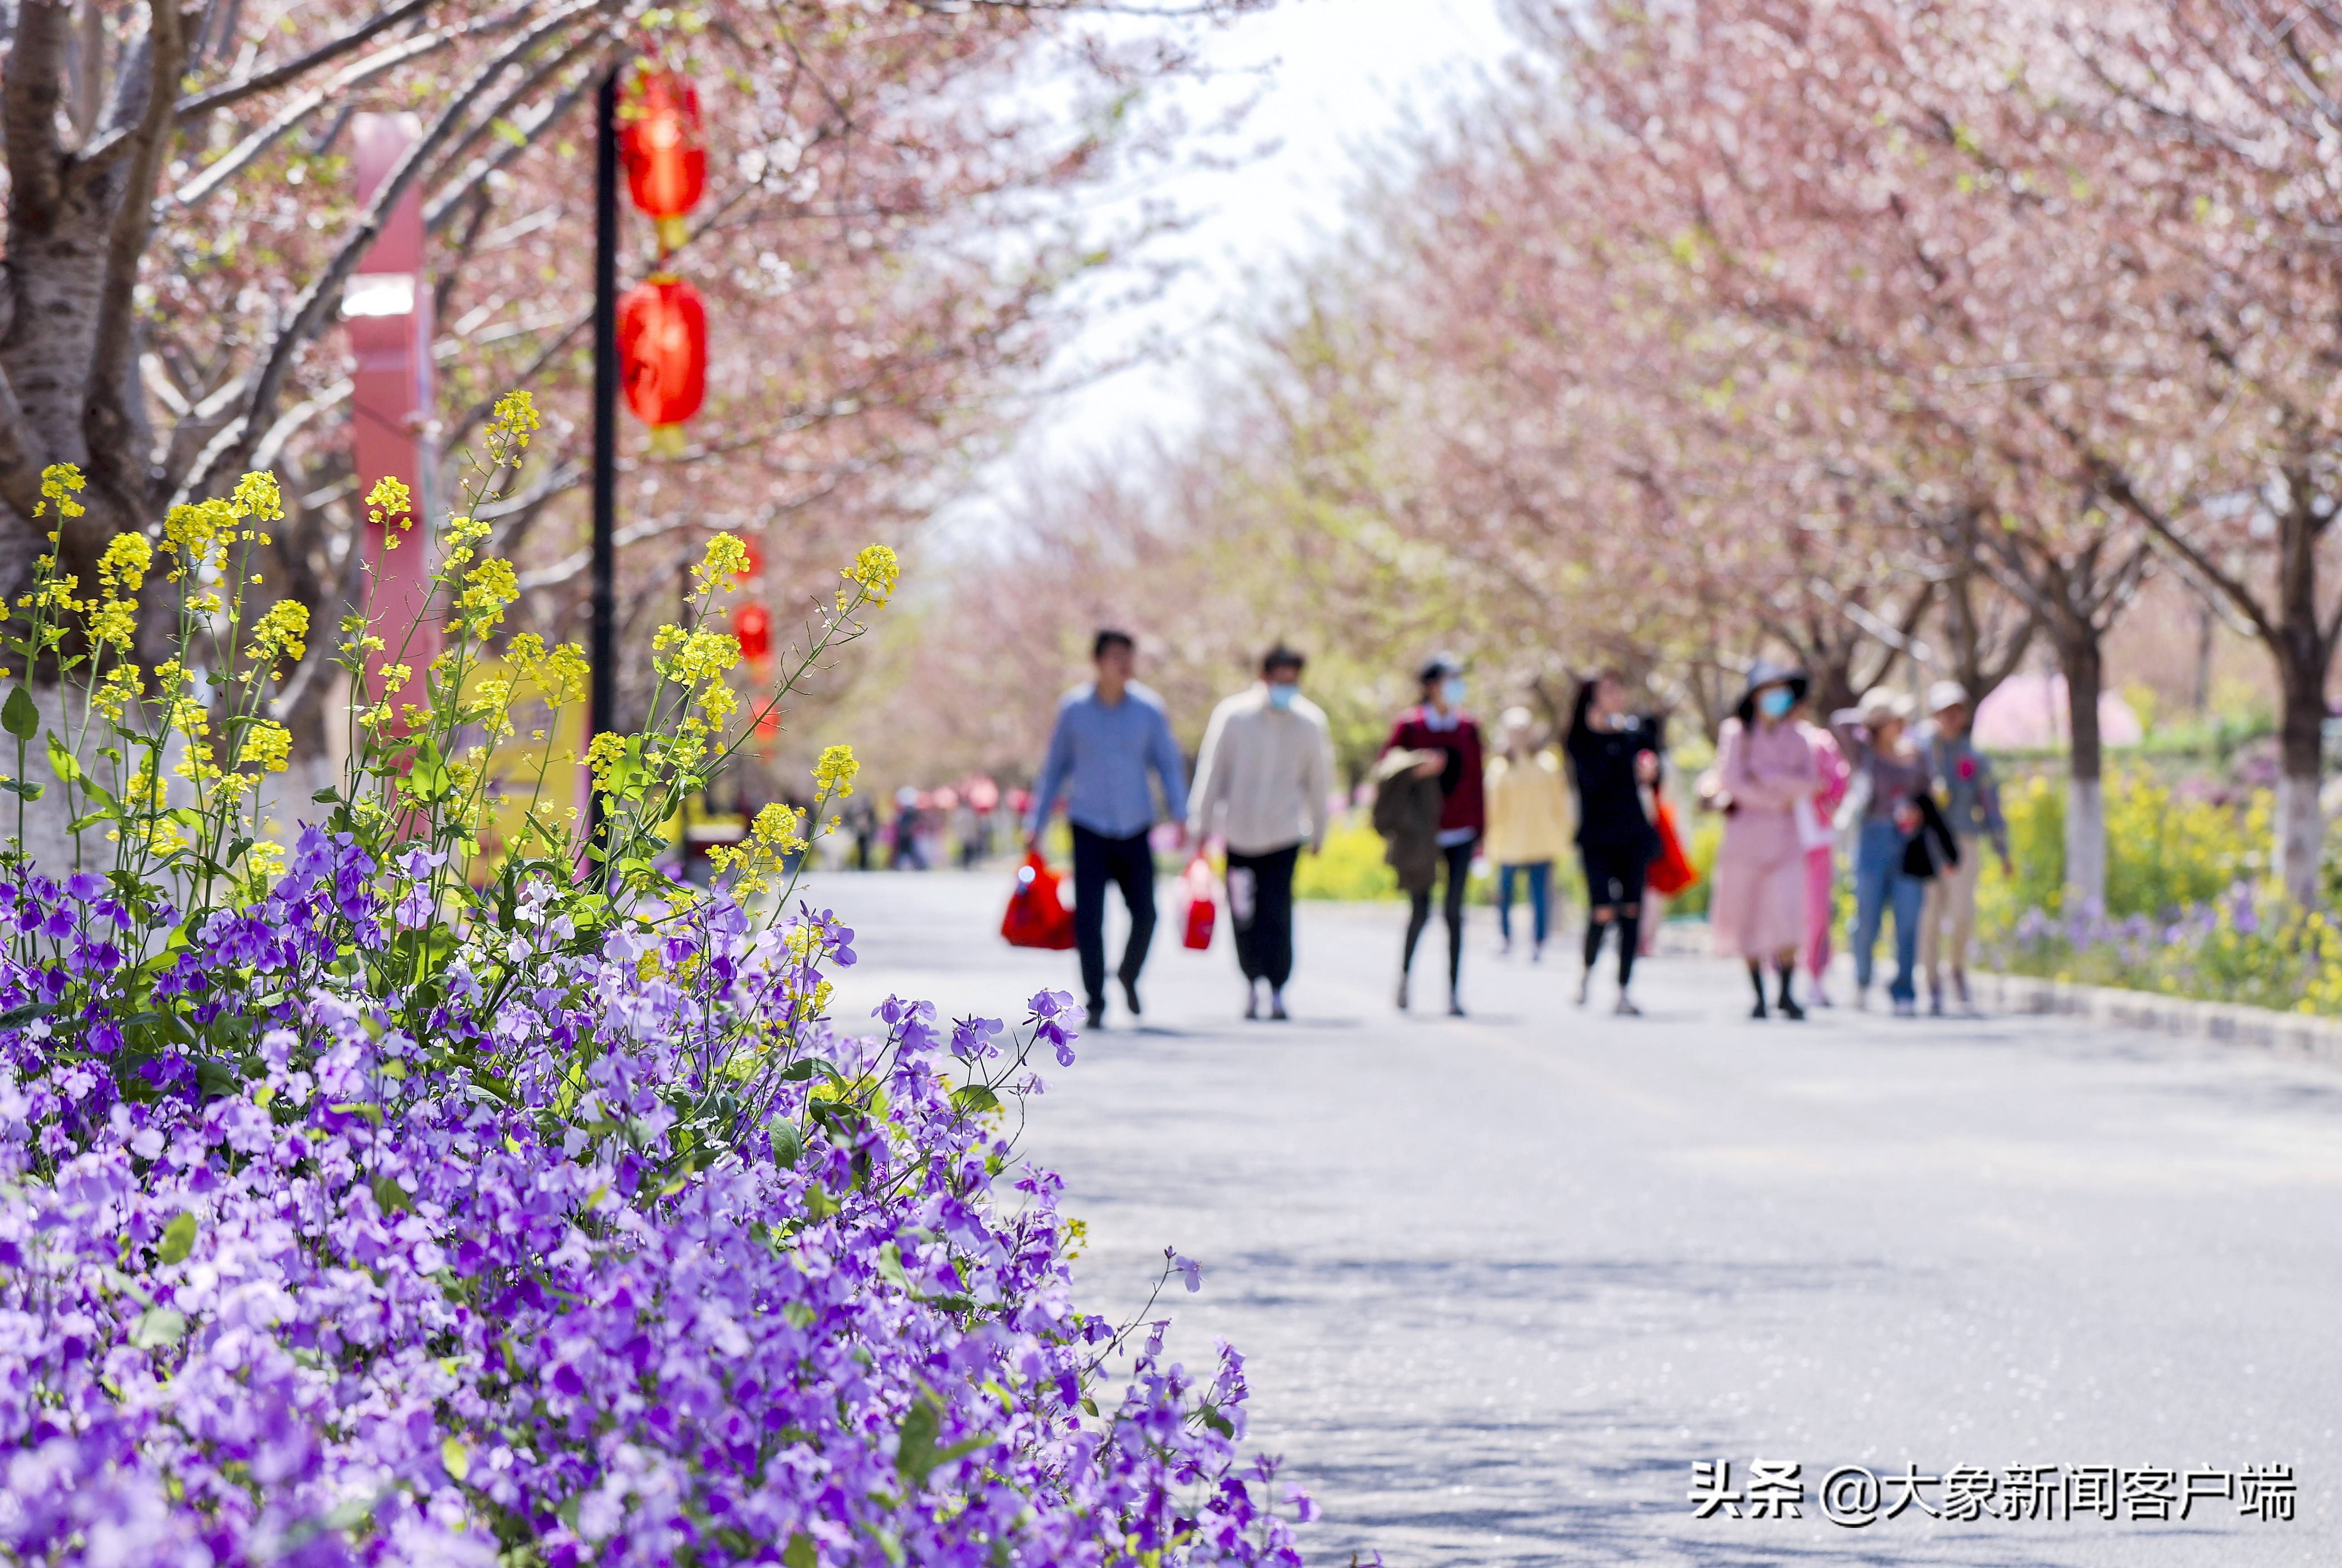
[816,869,2342,1566]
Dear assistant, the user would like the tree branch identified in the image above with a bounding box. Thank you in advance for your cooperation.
[2,0,71,228]
[173,0,433,120]
[424,59,602,235]
[2094,466,2279,646]
[165,0,542,211]
[83,0,189,515]
[424,27,606,222]
[178,0,609,504]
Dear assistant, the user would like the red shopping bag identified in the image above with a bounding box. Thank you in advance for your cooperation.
[1179,854,1217,950]
[1647,797,1700,898]
[1001,851,1075,949]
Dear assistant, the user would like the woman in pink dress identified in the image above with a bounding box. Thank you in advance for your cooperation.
[1709,663,1821,1018]
[1797,713,1851,1004]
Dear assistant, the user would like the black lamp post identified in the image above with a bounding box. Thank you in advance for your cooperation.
[587,64,621,845]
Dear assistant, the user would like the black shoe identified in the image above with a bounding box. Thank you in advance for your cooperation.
[1395,974,1410,1011]
[1121,977,1142,1019]
[1447,991,1467,1017]
[1778,996,1805,1021]
[1084,1001,1105,1030]
[1751,999,1769,1020]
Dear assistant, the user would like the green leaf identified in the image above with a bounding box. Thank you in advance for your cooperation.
[158,1211,198,1265]
[1,684,36,741]
[322,1496,372,1532]
[951,1084,1001,1116]
[875,1243,911,1293]
[441,1434,471,1483]
[0,777,43,800]
[130,1306,188,1348]
[770,1121,803,1168]
[372,1174,415,1214]
[893,1393,989,1489]
[782,1533,818,1568]
[330,1101,385,1127]
[44,732,80,784]
[491,116,529,148]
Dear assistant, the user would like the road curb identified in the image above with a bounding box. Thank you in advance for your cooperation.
[1971,970,2342,1068]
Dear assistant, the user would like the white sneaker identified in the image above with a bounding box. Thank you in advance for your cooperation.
[1614,994,1641,1017]
[1575,969,1592,1007]
[1892,997,1917,1018]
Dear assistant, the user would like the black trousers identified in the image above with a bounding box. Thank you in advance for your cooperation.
[1071,824,1157,1008]
[1404,838,1477,988]
[1226,842,1301,990]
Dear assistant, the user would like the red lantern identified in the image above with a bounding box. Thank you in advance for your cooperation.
[616,275,706,455]
[734,601,772,662]
[621,68,705,253]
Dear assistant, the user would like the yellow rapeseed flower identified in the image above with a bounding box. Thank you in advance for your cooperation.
[813,744,858,799]
[36,464,86,521]
[838,543,900,611]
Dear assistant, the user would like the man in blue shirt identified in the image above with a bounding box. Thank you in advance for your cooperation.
[1026,629,1190,1029]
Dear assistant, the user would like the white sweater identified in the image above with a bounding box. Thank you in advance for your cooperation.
[1185,684,1336,856]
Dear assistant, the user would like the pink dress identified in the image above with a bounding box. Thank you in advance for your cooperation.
[1710,717,1819,959]
[1800,725,1850,978]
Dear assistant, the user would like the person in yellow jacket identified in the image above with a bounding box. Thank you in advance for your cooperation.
[1483,706,1575,961]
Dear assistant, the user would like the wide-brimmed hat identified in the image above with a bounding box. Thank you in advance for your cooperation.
[1859,686,1917,726]
[1735,659,1810,723]
[1926,678,1971,714]
[1373,746,1444,783]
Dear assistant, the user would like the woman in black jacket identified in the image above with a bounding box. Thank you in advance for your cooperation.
[1564,671,1663,1014]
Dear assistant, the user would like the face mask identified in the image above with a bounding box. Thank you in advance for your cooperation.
[1441,676,1467,706]
[1758,687,1794,719]
[1267,683,1297,711]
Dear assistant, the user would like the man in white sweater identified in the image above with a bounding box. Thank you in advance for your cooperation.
[1186,646,1337,1020]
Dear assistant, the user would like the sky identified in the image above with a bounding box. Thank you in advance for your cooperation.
[948,0,1519,533]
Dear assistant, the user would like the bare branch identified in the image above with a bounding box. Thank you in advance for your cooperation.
[424,61,602,235]
[179,0,611,504]
[174,0,434,120]
[165,0,544,211]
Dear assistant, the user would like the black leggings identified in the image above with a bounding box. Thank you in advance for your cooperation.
[1403,839,1476,989]
[1581,841,1651,988]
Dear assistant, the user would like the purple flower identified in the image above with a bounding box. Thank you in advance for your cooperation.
[0,829,1305,1568]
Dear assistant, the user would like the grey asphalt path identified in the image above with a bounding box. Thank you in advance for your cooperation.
[814,868,2342,1567]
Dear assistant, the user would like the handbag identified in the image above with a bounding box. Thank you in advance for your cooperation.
[1001,851,1075,949]
[1647,797,1699,897]
[1179,853,1217,950]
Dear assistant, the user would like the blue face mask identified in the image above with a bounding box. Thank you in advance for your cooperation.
[1758,686,1795,719]
[1441,676,1467,707]
[1267,682,1297,711]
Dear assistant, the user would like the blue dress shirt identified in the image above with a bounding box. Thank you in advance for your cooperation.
[1027,681,1189,840]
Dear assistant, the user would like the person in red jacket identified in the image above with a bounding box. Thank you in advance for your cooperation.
[1382,652,1485,1015]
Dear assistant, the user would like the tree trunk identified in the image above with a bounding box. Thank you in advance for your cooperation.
[2267,480,2333,906]
[2055,625,2106,911]
[2275,678,2324,909]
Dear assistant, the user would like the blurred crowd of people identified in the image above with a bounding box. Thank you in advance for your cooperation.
[817,628,2013,1034]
